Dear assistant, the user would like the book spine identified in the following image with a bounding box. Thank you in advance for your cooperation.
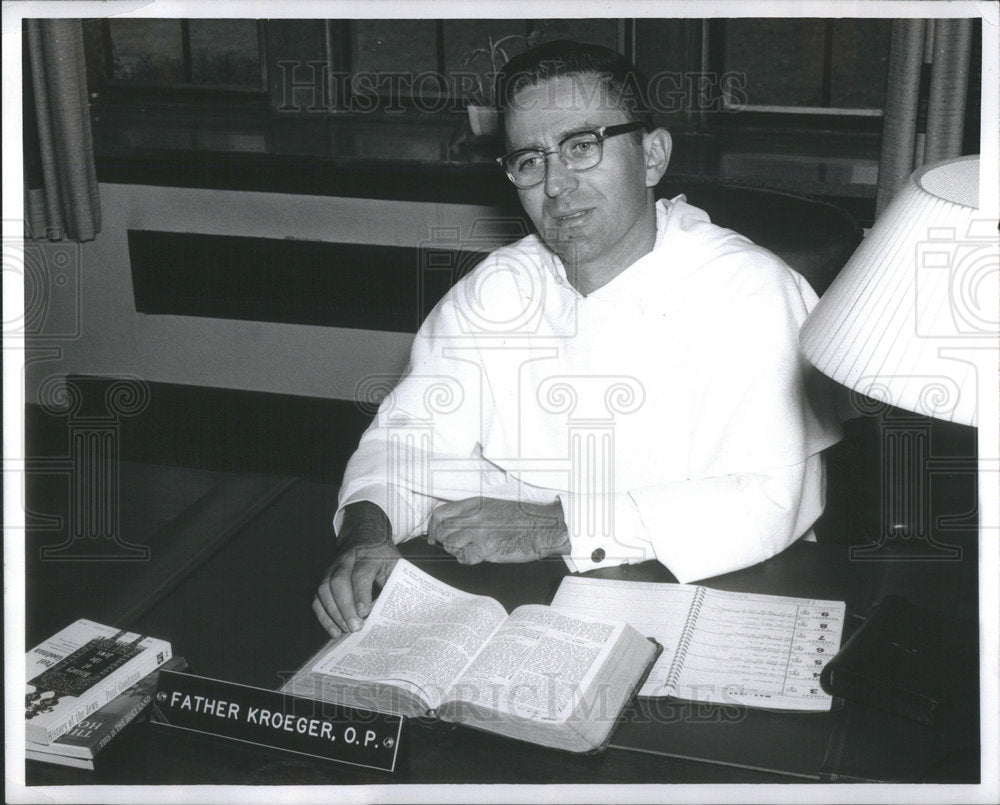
[90,693,154,755]
[662,586,706,695]
[34,645,172,745]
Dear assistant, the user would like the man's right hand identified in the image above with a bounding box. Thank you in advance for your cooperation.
[313,502,400,638]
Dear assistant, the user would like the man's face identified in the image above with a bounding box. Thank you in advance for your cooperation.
[504,73,656,274]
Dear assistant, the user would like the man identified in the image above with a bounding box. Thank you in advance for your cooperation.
[314,41,842,638]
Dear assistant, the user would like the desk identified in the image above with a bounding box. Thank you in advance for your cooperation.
[25,475,979,786]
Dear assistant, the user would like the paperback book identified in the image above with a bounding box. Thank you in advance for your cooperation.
[26,619,173,745]
[26,656,188,769]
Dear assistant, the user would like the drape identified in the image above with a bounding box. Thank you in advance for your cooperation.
[23,18,101,242]
[875,18,974,216]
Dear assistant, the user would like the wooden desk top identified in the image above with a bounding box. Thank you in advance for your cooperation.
[24,476,980,787]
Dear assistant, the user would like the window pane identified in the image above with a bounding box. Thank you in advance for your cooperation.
[109,19,183,83]
[352,20,439,102]
[829,19,891,109]
[534,19,619,50]
[441,19,620,105]
[189,20,262,88]
[724,19,825,107]
[354,20,438,74]
[442,20,526,104]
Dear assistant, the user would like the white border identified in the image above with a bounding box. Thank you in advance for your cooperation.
[4,2,998,804]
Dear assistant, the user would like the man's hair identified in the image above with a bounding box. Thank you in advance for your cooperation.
[494,40,654,130]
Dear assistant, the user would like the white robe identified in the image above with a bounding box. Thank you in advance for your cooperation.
[336,197,843,583]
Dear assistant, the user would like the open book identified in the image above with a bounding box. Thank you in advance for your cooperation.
[550,576,846,711]
[283,560,659,753]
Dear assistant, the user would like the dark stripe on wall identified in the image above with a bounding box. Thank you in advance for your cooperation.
[27,377,375,484]
[128,230,493,331]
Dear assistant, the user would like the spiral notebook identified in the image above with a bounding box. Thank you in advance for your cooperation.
[550,576,846,711]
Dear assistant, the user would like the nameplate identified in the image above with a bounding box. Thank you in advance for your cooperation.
[151,670,404,772]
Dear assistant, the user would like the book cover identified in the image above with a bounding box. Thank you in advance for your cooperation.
[26,656,188,765]
[819,595,978,726]
[25,619,172,745]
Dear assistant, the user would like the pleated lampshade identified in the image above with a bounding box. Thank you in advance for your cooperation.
[800,155,996,427]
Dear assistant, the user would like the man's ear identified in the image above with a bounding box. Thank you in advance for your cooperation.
[642,128,672,188]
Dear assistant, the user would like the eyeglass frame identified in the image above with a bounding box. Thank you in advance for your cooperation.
[496,121,647,189]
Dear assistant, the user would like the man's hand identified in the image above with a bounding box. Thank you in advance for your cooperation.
[313,502,400,638]
[427,497,570,564]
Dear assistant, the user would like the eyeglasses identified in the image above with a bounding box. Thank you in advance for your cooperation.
[496,122,645,189]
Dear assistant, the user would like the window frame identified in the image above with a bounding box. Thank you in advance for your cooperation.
[98,18,269,95]
[700,18,890,136]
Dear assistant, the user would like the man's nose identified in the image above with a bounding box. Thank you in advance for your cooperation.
[543,153,579,197]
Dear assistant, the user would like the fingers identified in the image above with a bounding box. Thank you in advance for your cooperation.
[453,543,484,565]
[351,556,380,620]
[372,555,397,595]
[314,544,401,637]
[312,595,344,638]
[436,529,487,565]
[314,553,364,637]
[427,498,482,545]
[314,568,348,637]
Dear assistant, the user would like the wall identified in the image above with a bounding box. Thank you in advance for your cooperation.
[25,183,510,404]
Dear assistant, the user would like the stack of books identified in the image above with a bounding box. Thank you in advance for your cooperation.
[25,619,180,770]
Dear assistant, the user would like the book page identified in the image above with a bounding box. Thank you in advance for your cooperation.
[309,560,508,711]
[550,577,845,709]
[674,587,845,710]
[550,577,699,697]
[442,605,626,722]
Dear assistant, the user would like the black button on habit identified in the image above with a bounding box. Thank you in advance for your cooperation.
[591,548,605,563]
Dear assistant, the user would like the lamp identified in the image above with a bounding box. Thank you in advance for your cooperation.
[800,155,997,556]
[801,155,996,428]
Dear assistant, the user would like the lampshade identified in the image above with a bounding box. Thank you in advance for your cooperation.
[800,155,997,427]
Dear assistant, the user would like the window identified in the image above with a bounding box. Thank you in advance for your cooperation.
[90,17,892,125]
[716,19,891,117]
[85,17,921,218]
[103,18,265,91]
[90,18,621,113]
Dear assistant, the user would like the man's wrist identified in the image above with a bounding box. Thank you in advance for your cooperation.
[337,501,392,550]
[529,500,571,558]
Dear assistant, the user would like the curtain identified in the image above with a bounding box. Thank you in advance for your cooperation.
[23,18,101,242]
[875,18,974,216]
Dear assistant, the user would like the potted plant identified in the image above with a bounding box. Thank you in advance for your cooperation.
[458,27,548,137]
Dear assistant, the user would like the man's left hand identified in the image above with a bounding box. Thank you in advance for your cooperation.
[427,497,571,564]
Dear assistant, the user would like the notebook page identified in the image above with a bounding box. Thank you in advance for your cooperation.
[549,577,698,697]
[673,587,845,710]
